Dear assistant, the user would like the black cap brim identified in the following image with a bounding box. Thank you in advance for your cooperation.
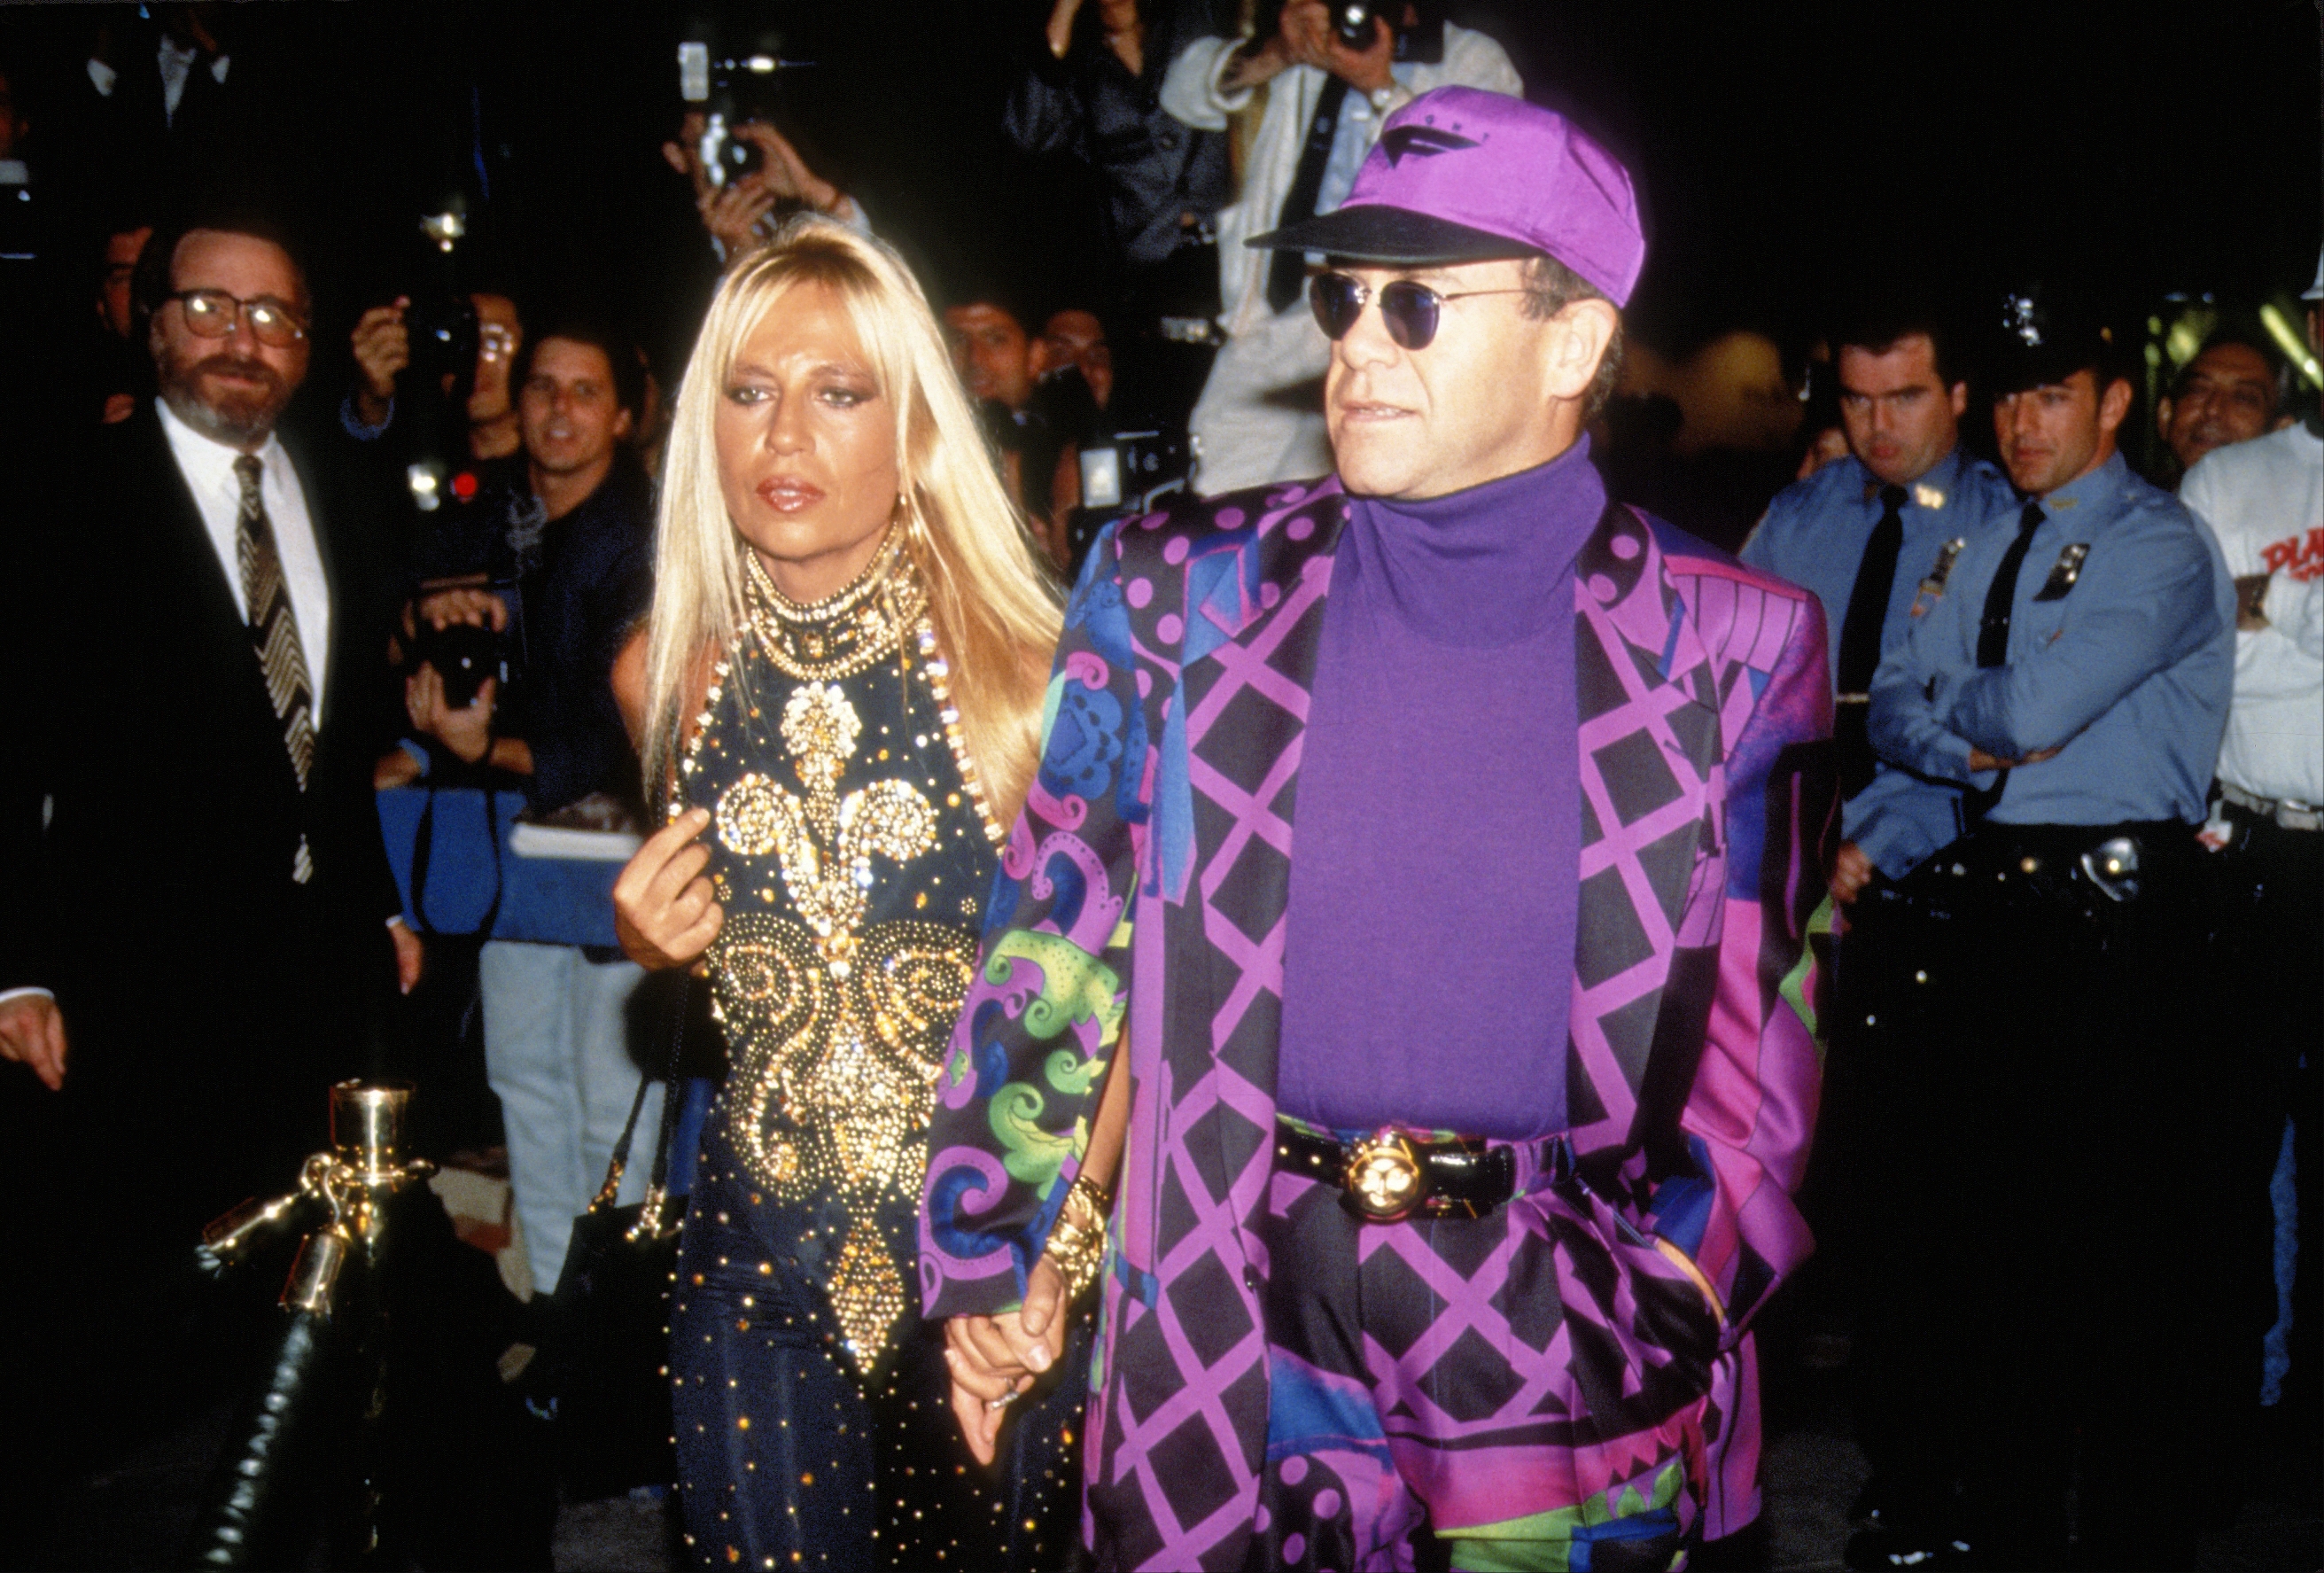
[1246,204,1541,266]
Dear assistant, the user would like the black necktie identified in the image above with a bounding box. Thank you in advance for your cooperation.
[1964,501,2044,822]
[1833,484,1908,798]
[1265,75,1351,315]
[1978,502,2045,668]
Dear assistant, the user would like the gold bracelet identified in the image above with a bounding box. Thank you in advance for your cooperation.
[1041,1173,1112,1304]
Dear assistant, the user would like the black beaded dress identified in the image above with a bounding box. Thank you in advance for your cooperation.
[667,538,1084,1571]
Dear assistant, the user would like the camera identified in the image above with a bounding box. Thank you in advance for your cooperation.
[408,619,505,712]
[678,38,815,191]
[1068,428,1194,579]
[1325,0,1444,62]
[404,292,480,402]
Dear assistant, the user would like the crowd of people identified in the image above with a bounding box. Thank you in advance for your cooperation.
[0,4,2316,1572]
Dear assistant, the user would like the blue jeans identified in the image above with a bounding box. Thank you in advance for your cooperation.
[479,940,659,1295]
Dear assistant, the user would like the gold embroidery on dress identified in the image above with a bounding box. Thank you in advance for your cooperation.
[706,586,970,1369]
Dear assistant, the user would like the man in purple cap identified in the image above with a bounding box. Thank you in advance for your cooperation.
[924,87,1833,1571]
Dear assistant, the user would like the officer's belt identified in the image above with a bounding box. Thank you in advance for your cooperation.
[1903,821,2196,909]
[1274,1119,1573,1224]
[2221,782,2323,833]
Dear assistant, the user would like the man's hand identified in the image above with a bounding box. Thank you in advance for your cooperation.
[1220,26,1295,91]
[701,176,779,259]
[413,586,509,633]
[945,1257,1070,1465]
[1045,0,1084,56]
[2235,572,2272,632]
[1280,0,1394,92]
[734,121,844,216]
[1318,12,1395,92]
[407,666,496,765]
[1830,841,1874,906]
[351,298,410,429]
[0,993,69,1091]
[612,806,724,970]
[388,920,424,995]
[1967,744,2062,773]
[375,744,423,790]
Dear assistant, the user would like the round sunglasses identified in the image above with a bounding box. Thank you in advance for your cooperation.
[1308,271,1532,351]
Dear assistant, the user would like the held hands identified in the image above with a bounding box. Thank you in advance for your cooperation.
[945,1257,1071,1466]
[612,806,724,970]
[0,993,68,1091]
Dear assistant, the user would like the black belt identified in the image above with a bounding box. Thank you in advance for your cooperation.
[1903,821,2196,909]
[1273,1120,1569,1224]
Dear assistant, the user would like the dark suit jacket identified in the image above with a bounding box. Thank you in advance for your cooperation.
[1,402,404,1203]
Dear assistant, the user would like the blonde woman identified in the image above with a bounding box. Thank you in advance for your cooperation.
[611,215,1078,1570]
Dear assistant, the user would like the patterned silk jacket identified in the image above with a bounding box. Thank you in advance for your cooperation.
[922,476,1834,1569]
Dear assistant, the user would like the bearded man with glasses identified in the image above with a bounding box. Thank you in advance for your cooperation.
[0,210,410,1560]
[926,89,1833,1572]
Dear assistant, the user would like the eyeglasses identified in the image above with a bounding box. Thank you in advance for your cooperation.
[1309,271,1532,351]
[165,289,308,347]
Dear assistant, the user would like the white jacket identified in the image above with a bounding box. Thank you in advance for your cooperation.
[1161,27,1521,493]
[2182,423,2324,806]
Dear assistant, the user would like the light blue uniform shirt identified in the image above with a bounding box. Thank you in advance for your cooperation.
[1869,450,2234,829]
[1742,448,2016,875]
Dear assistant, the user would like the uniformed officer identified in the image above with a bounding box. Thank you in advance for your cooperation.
[1745,305,2016,882]
[1742,304,2015,1568]
[1865,287,2236,1571]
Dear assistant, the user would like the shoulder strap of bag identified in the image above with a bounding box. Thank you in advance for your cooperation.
[408,783,507,938]
[586,975,691,1212]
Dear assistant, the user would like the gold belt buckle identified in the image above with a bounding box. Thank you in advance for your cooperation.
[1343,1129,1427,1223]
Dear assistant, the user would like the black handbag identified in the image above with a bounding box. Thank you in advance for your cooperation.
[543,986,688,1500]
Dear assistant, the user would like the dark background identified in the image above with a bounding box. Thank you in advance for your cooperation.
[3,0,2319,424]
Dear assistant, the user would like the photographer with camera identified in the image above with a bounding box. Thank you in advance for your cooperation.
[377,320,661,1300]
[344,286,525,464]
[1006,0,1232,425]
[1160,0,1519,493]
[661,110,864,264]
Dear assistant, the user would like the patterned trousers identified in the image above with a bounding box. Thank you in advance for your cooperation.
[1247,1152,1719,1573]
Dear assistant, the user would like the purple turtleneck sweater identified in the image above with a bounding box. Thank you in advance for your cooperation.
[1275,440,1605,1139]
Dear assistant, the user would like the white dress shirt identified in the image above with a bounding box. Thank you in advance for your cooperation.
[157,396,332,722]
[0,400,342,1013]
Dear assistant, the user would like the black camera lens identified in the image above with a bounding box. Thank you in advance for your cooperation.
[720,134,764,181]
[411,620,502,711]
[404,294,481,397]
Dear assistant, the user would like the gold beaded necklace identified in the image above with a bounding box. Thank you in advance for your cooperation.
[676,534,1005,849]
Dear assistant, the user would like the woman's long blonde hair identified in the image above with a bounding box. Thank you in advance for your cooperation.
[641,215,1061,826]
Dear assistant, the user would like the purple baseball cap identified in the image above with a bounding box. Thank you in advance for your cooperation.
[1247,87,1645,306]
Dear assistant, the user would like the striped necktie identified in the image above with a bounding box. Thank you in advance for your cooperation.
[233,455,318,881]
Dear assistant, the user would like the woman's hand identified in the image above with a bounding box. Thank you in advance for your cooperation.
[613,806,724,970]
[944,1257,1071,1465]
